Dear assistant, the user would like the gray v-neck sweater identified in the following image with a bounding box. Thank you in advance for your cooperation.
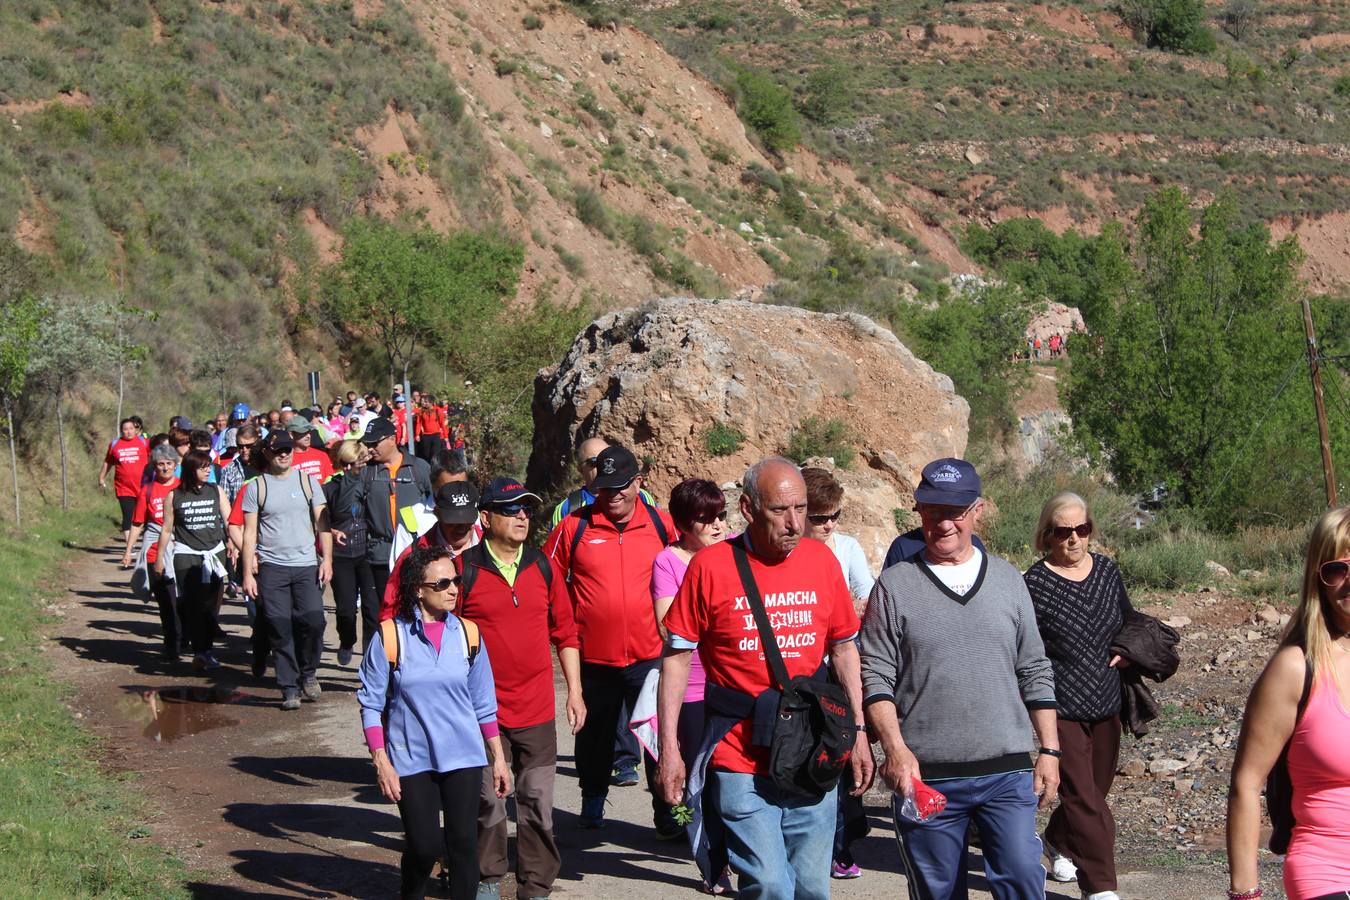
[859,552,1057,779]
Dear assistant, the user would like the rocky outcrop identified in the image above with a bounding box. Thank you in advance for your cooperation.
[1026,301,1085,342]
[526,298,970,569]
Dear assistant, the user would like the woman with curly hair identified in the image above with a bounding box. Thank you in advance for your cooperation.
[357,544,512,899]
[1228,507,1350,900]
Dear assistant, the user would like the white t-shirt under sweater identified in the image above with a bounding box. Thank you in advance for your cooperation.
[924,548,984,596]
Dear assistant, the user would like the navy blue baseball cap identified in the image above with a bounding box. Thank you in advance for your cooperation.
[913,458,982,507]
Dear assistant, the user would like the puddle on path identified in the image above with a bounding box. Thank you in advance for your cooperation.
[119,685,246,743]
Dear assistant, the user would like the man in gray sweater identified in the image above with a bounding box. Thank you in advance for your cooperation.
[860,457,1060,900]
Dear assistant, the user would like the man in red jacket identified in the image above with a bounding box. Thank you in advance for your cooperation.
[544,445,678,834]
[460,477,583,899]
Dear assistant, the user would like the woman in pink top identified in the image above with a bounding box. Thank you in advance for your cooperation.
[652,477,729,895]
[1228,506,1350,900]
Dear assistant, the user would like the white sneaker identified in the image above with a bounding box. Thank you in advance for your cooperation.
[1043,835,1078,882]
[1083,892,1119,900]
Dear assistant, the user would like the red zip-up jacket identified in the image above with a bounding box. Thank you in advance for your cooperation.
[456,543,579,729]
[543,501,674,667]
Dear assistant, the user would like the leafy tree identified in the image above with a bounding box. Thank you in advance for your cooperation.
[905,282,1035,444]
[326,219,523,392]
[735,70,800,154]
[0,295,42,525]
[798,65,854,126]
[29,299,118,510]
[1063,189,1345,527]
[1120,0,1216,54]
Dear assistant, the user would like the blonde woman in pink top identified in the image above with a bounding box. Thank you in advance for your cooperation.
[1228,506,1350,900]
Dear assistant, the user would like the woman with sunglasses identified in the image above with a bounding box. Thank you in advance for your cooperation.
[651,478,731,894]
[1228,506,1350,900]
[1023,491,1130,900]
[358,544,511,900]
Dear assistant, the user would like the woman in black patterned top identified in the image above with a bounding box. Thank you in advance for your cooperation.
[1024,491,1132,900]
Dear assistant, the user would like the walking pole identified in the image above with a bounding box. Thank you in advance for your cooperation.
[1302,297,1339,507]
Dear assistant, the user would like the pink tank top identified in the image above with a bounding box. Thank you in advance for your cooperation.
[1284,669,1350,899]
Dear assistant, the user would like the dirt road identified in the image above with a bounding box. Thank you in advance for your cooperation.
[51,541,1238,898]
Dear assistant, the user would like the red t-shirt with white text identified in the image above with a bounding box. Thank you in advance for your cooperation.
[291,447,333,484]
[133,478,179,564]
[663,537,859,774]
[105,437,149,498]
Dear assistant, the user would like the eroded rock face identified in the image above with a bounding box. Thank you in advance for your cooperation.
[526,298,970,569]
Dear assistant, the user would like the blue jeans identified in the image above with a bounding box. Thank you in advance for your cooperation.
[711,771,836,900]
[893,770,1045,900]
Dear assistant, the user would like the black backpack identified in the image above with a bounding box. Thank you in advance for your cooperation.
[1266,656,1314,855]
[729,538,856,803]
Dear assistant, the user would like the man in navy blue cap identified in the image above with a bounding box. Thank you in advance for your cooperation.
[859,457,1059,900]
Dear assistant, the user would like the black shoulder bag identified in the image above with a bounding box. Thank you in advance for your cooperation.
[730,538,857,803]
[1266,656,1314,855]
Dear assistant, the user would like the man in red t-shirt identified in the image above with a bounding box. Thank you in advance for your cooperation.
[287,418,334,483]
[544,445,677,834]
[658,457,873,899]
[100,417,150,541]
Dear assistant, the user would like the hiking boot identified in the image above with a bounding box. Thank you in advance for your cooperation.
[300,678,322,702]
[337,646,354,667]
[280,691,301,711]
[251,649,268,679]
[654,820,685,842]
[201,652,221,670]
[610,766,640,787]
[1043,834,1078,882]
[580,795,605,829]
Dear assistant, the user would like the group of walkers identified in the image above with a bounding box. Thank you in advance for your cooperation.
[105,405,1350,900]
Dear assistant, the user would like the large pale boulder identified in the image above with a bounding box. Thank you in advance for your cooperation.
[526,298,970,569]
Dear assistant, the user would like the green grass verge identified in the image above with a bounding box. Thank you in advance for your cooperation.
[0,498,188,898]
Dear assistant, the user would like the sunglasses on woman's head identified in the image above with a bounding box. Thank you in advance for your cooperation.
[1319,557,1350,588]
[808,510,842,525]
[1051,523,1093,540]
[419,576,462,593]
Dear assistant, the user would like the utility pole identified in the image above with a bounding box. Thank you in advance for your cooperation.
[1302,297,1338,507]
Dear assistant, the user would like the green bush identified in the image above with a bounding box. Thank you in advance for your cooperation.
[522,14,543,30]
[703,423,746,457]
[495,57,519,76]
[1121,0,1216,54]
[554,244,585,276]
[1334,75,1350,98]
[798,65,854,125]
[734,70,800,154]
[573,186,612,236]
[784,416,856,468]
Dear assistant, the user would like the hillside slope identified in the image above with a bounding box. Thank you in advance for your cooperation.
[1,0,963,434]
[620,0,1350,292]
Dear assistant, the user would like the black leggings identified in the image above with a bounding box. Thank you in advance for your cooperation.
[118,496,137,532]
[330,555,378,649]
[396,767,481,900]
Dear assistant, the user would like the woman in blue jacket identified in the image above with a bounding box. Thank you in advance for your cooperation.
[358,544,511,899]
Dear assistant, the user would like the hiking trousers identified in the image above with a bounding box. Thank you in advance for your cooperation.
[173,556,223,655]
[576,659,670,827]
[398,766,481,900]
[1044,716,1120,894]
[148,567,184,657]
[478,722,560,897]
[256,563,325,691]
[331,555,378,650]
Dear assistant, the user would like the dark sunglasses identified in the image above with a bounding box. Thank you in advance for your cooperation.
[1051,523,1093,540]
[1319,557,1350,588]
[490,503,535,518]
[419,576,462,593]
[808,510,843,525]
[695,510,728,525]
[583,455,601,467]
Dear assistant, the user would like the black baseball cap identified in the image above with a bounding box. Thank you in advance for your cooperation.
[434,481,480,524]
[591,445,640,490]
[913,458,982,507]
[481,476,542,506]
[360,417,396,445]
[262,430,294,453]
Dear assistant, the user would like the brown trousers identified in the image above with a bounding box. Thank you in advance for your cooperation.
[1045,715,1120,893]
[478,721,560,898]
